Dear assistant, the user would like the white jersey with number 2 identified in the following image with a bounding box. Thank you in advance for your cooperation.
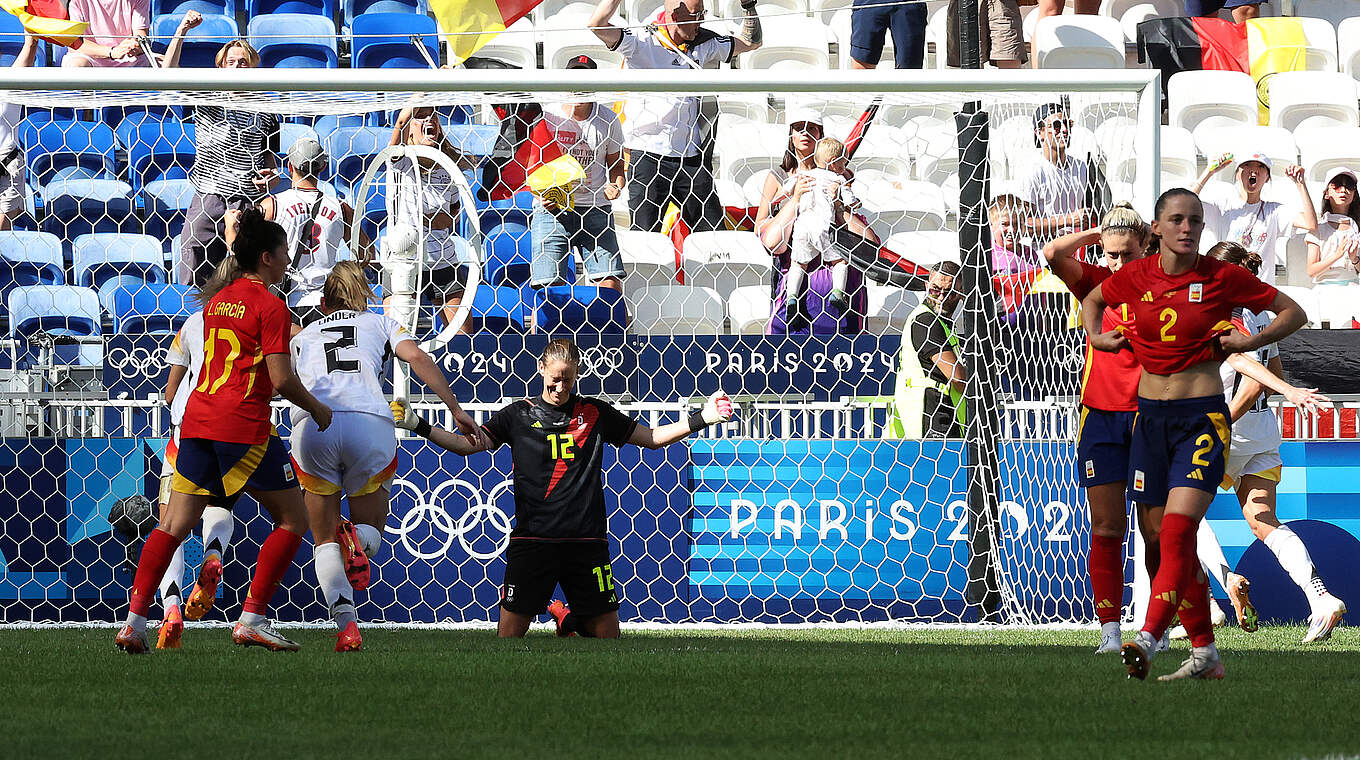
[289,309,412,425]
[164,311,205,428]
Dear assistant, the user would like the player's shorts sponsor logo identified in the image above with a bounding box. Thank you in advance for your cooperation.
[105,345,168,379]
[388,476,513,561]
[1133,470,1145,492]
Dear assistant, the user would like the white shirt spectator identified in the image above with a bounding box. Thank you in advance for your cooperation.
[388,155,466,268]
[609,28,733,157]
[274,187,347,305]
[1203,197,1293,281]
[1306,214,1360,285]
[539,103,623,208]
[1019,155,1088,240]
[66,0,150,67]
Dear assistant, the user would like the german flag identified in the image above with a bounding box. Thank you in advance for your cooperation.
[430,0,540,66]
[518,120,585,210]
[0,0,87,48]
[1246,18,1321,123]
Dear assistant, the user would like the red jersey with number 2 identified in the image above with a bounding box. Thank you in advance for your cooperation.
[1099,254,1278,375]
[179,277,292,444]
[1067,261,1140,412]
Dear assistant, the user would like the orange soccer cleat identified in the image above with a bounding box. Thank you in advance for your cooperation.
[115,624,150,655]
[336,519,370,591]
[546,599,576,637]
[184,554,223,621]
[335,621,363,652]
[157,604,184,650]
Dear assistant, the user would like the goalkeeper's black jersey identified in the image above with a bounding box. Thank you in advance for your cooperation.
[481,395,637,540]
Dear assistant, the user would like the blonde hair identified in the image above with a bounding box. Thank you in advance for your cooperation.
[539,338,580,367]
[321,261,375,313]
[215,39,260,68]
[1100,201,1148,240]
[194,256,242,307]
[814,137,846,168]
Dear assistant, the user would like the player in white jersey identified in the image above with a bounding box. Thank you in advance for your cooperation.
[153,261,240,648]
[289,262,484,651]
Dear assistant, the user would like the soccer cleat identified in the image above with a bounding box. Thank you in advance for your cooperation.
[184,553,223,621]
[1302,595,1346,644]
[115,624,150,655]
[1168,624,1189,641]
[1121,634,1155,680]
[232,620,300,652]
[1094,623,1121,654]
[335,621,363,652]
[828,289,849,314]
[157,604,184,650]
[336,520,371,592]
[1156,630,1170,653]
[1157,648,1225,681]
[546,599,576,638]
[1226,573,1258,632]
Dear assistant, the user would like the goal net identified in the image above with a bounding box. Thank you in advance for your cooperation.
[0,68,1159,626]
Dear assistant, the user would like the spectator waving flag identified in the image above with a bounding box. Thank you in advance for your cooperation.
[430,0,541,65]
[519,120,585,210]
[0,0,87,47]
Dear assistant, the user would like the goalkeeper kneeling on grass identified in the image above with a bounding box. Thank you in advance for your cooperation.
[392,338,732,638]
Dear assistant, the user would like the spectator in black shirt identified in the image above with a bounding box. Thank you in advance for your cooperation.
[392,338,733,639]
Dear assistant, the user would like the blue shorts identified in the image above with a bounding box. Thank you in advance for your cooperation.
[849,0,926,69]
[1076,407,1137,488]
[530,204,624,288]
[1185,0,1264,15]
[1127,396,1231,506]
[171,434,297,499]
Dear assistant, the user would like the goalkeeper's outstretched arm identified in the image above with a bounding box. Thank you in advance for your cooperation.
[629,392,734,449]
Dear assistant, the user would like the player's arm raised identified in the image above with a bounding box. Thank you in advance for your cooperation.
[1043,227,1100,286]
[390,399,490,455]
[267,353,332,431]
[394,339,484,445]
[628,392,733,449]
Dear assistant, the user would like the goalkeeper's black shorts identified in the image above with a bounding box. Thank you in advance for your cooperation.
[500,539,620,618]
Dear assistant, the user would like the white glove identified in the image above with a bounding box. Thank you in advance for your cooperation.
[701,391,734,425]
[390,398,421,431]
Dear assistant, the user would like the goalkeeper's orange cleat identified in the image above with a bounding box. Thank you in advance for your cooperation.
[335,621,363,652]
[157,604,184,650]
[1226,573,1258,632]
[547,599,576,637]
[184,553,222,621]
[115,625,150,655]
[336,519,370,591]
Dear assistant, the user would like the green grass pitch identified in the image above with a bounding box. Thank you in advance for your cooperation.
[3,626,1357,758]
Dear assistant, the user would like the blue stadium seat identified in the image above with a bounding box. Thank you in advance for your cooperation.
[476,191,534,231]
[249,14,339,69]
[350,13,439,69]
[0,11,45,67]
[143,178,196,245]
[323,126,389,200]
[72,234,169,290]
[41,179,137,242]
[309,114,367,142]
[150,13,239,68]
[19,119,119,193]
[467,284,527,333]
[529,285,626,335]
[8,285,102,366]
[345,0,428,31]
[0,231,64,320]
[123,117,196,194]
[154,0,238,15]
[248,0,335,16]
[483,221,531,287]
[105,282,194,334]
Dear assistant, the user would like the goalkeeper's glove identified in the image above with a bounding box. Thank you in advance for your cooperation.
[390,398,432,438]
[689,391,734,432]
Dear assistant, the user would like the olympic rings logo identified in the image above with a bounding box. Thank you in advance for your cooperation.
[387,476,514,561]
[577,346,625,379]
[104,345,167,379]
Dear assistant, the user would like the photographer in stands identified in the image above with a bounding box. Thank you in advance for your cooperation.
[888,261,966,439]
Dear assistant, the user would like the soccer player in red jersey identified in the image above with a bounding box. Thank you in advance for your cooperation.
[1080,188,1307,680]
[115,209,333,654]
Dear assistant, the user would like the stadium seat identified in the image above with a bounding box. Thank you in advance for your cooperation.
[465,284,527,332]
[628,284,725,334]
[1314,286,1358,329]
[106,282,195,334]
[0,12,46,67]
[717,93,770,124]
[247,0,335,15]
[154,0,238,15]
[1033,15,1125,70]
[532,0,593,24]
[150,14,240,69]
[1297,127,1360,184]
[20,119,119,193]
[143,178,196,246]
[41,180,137,242]
[124,118,195,195]
[739,18,830,70]
[0,231,64,319]
[682,231,774,300]
[351,13,439,68]
[857,179,947,235]
[625,0,664,23]
[925,4,948,70]
[1267,72,1359,132]
[8,285,102,366]
[1168,71,1257,135]
[1277,284,1321,327]
[323,126,389,200]
[726,285,771,334]
[1106,0,1180,45]
[615,230,677,289]
[1293,0,1353,29]
[1093,116,1137,183]
[72,234,169,291]
[529,285,627,335]
[542,30,623,69]
[249,14,340,69]
[1342,18,1360,83]
[721,0,804,18]
[345,0,428,29]
[1193,125,1298,176]
[1159,125,1199,186]
[483,221,532,287]
[456,17,536,69]
[476,191,535,231]
[882,230,959,269]
[864,284,920,335]
[1247,17,1338,73]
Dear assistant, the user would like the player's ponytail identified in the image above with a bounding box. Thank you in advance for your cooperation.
[321,260,375,313]
[539,338,580,368]
[194,256,243,307]
[1206,241,1262,276]
[1100,201,1148,241]
[231,206,287,274]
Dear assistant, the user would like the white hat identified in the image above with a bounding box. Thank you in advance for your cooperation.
[784,97,823,129]
[1324,166,1357,187]
[1234,152,1273,173]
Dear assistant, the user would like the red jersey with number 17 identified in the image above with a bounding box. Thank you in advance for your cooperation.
[179,277,292,444]
[1100,254,1277,375]
[1067,261,1140,412]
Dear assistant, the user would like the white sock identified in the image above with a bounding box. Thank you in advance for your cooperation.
[1263,524,1327,608]
[831,260,848,294]
[314,542,357,629]
[1195,520,1233,594]
[1193,642,1219,660]
[355,523,383,558]
[126,612,148,632]
[784,265,807,304]
[1101,621,1120,637]
[201,506,234,559]
[239,611,265,627]
[159,542,185,609]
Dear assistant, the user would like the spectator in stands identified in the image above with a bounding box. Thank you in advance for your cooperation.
[849,0,926,69]
[1306,167,1360,287]
[0,33,38,231]
[588,0,762,233]
[1186,0,1263,24]
[63,0,149,68]
[529,55,625,297]
[889,260,966,439]
[1020,103,1093,249]
[165,12,280,286]
[946,0,1026,69]
[1192,152,1318,282]
[989,194,1038,274]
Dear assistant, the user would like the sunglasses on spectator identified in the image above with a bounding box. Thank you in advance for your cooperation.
[790,122,822,135]
[927,285,951,295]
[671,8,705,22]
[1044,119,1071,131]
[1330,178,1357,191]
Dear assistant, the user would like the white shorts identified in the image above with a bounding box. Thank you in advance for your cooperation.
[1223,447,1283,489]
[790,226,841,266]
[0,167,25,216]
[289,411,398,497]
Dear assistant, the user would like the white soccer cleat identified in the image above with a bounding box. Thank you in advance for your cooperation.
[1168,623,1189,641]
[232,620,300,652]
[1156,630,1170,653]
[1157,647,1225,681]
[1094,622,1121,654]
[1302,595,1346,644]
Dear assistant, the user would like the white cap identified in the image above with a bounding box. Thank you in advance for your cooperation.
[1324,166,1357,186]
[1234,152,1273,173]
[784,97,824,129]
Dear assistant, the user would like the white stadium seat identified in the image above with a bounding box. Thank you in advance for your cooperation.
[1192,125,1299,174]
[726,285,773,334]
[1293,0,1354,31]
[925,5,948,70]
[857,178,947,234]
[458,16,536,68]
[722,0,806,19]
[1268,71,1360,132]
[1168,70,1257,135]
[1277,285,1321,327]
[1033,15,1125,70]
[1111,0,1181,45]
[1159,125,1199,188]
[882,230,960,270]
[682,231,773,299]
[629,284,726,334]
[616,230,678,290]
[543,29,623,69]
[1297,126,1360,184]
[625,0,664,22]
[864,284,921,335]
[1249,17,1338,72]
[1341,18,1360,82]
[1094,116,1137,183]
[739,17,830,69]
[1315,286,1359,328]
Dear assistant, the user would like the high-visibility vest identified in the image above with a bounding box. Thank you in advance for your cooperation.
[886,301,966,439]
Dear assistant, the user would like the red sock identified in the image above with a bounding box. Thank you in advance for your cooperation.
[129,529,182,617]
[242,528,303,616]
[1141,513,1197,640]
[1089,534,1124,624]
[1178,567,1216,648]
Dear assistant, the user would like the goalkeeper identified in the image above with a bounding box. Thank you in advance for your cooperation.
[392,338,732,638]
